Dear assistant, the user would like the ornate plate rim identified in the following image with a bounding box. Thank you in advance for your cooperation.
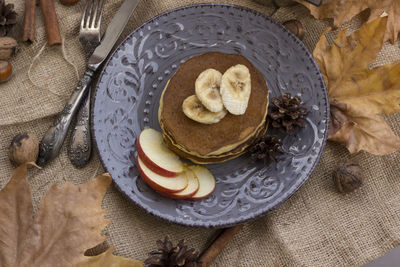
[92,3,330,228]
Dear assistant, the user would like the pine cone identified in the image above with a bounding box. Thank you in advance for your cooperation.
[250,135,283,165]
[0,0,17,37]
[268,93,308,134]
[145,235,202,267]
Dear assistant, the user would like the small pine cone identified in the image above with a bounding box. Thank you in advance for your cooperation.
[144,235,202,267]
[250,135,283,165]
[268,93,308,135]
[0,0,17,37]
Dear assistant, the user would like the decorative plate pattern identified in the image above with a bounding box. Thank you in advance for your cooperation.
[92,4,329,228]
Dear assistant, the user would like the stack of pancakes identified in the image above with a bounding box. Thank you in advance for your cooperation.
[158,52,269,164]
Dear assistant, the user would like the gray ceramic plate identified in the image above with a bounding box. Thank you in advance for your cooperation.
[92,3,329,228]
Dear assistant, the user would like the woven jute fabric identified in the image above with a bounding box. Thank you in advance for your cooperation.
[1,1,400,266]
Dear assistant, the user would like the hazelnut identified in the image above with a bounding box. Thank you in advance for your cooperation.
[8,133,39,166]
[0,61,12,83]
[60,0,80,5]
[333,162,363,193]
[0,37,18,60]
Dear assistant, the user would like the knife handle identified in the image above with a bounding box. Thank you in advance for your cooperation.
[68,89,92,168]
[37,69,95,167]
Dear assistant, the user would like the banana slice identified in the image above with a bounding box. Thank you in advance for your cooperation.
[220,64,251,115]
[195,69,223,112]
[182,95,227,124]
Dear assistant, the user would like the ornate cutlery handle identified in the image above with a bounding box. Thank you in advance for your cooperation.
[37,69,95,167]
[68,89,92,168]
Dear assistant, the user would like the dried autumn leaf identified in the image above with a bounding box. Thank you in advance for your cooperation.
[330,101,400,154]
[296,0,400,44]
[314,18,400,115]
[313,17,400,155]
[0,164,141,267]
[75,247,143,267]
[0,163,34,267]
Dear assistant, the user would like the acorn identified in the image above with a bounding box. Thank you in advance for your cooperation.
[8,133,39,166]
[333,162,363,193]
[0,60,12,83]
[283,20,305,40]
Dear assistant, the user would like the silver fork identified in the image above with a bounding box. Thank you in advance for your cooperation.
[79,0,105,56]
[68,0,105,168]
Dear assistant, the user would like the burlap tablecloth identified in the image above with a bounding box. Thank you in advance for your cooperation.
[1,1,400,266]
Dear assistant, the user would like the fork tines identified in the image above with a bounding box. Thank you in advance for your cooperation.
[81,0,106,30]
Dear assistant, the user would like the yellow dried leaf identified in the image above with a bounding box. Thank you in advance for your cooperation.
[296,0,400,43]
[313,17,400,154]
[0,166,140,267]
[75,247,143,267]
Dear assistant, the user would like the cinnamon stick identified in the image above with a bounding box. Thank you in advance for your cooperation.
[199,225,243,266]
[23,0,36,42]
[40,0,61,46]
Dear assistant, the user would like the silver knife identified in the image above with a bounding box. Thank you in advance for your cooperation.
[37,0,140,166]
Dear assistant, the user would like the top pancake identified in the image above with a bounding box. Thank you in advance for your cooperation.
[159,52,269,156]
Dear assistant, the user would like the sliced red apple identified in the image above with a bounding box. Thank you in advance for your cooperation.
[137,128,183,177]
[157,168,200,199]
[137,156,187,193]
[187,165,216,200]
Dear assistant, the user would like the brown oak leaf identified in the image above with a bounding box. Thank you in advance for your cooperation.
[0,164,142,267]
[296,0,400,44]
[329,101,400,154]
[313,17,400,155]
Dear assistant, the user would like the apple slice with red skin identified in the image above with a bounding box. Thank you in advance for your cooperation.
[156,168,200,199]
[137,156,187,193]
[137,128,183,177]
[187,165,216,200]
